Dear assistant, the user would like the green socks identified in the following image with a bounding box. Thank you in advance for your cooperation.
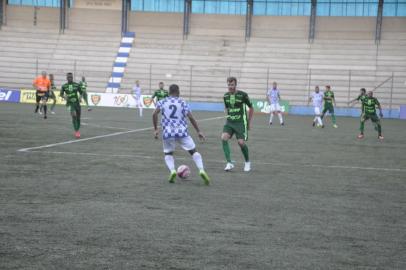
[240,144,249,162]
[360,121,365,133]
[222,140,231,163]
[331,114,336,124]
[72,117,80,131]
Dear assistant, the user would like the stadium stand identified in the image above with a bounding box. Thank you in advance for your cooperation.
[0,6,405,109]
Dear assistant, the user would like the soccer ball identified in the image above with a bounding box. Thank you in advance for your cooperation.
[177,165,191,179]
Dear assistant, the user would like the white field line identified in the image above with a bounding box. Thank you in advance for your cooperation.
[24,150,406,173]
[17,116,225,153]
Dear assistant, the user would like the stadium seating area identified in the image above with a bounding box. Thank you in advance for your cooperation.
[1,6,405,108]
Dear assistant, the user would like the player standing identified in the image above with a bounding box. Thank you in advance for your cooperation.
[132,80,143,117]
[79,76,91,111]
[308,86,324,127]
[349,88,367,111]
[357,91,384,140]
[222,77,254,172]
[266,81,284,125]
[152,82,169,103]
[152,84,210,185]
[320,85,338,128]
[33,71,51,119]
[60,73,83,138]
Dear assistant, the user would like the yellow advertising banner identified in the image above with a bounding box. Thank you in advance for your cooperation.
[20,89,84,105]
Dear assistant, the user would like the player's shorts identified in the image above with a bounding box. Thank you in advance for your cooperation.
[223,120,248,141]
[270,103,281,112]
[36,91,49,102]
[48,91,56,100]
[66,102,81,114]
[361,113,380,123]
[314,106,322,115]
[133,96,143,107]
[163,136,196,153]
[323,104,334,114]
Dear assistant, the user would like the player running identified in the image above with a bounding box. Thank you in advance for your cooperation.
[60,73,83,138]
[152,82,169,103]
[320,85,338,128]
[152,84,210,185]
[33,71,51,119]
[266,81,284,126]
[132,80,143,117]
[308,86,324,127]
[357,91,384,140]
[79,76,91,111]
[222,76,254,172]
[48,74,57,114]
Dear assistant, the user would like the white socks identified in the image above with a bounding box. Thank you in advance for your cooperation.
[164,155,175,171]
[314,116,323,125]
[139,107,143,117]
[269,114,273,123]
[278,113,283,123]
[192,152,204,171]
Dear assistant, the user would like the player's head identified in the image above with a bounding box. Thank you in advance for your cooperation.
[67,72,73,83]
[367,91,373,97]
[159,82,164,89]
[41,71,47,78]
[169,84,180,97]
[272,81,277,89]
[360,88,366,95]
[326,85,331,90]
[227,76,237,92]
[49,74,54,81]
[81,76,86,82]
[315,85,319,93]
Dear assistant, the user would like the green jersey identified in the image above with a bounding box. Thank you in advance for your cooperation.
[223,90,253,123]
[152,89,169,101]
[324,90,335,105]
[362,96,380,115]
[60,82,82,105]
[79,81,87,92]
[356,94,367,111]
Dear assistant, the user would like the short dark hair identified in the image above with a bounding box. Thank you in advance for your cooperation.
[360,88,366,93]
[67,72,73,76]
[169,84,179,95]
[227,76,237,84]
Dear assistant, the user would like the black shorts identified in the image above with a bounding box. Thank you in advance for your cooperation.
[36,91,49,102]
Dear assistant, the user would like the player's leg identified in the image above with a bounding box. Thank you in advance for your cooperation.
[315,107,323,127]
[50,91,56,114]
[181,137,210,185]
[221,125,234,171]
[277,104,284,125]
[137,98,143,117]
[82,91,90,110]
[235,123,250,172]
[329,106,337,128]
[358,114,367,139]
[41,95,48,119]
[371,114,383,139]
[163,139,177,183]
[269,104,275,124]
[35,92,40,113]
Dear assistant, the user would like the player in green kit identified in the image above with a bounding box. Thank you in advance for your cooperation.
[79,76,91,111]
[320,85,338,128]
[357,91,384,140]
[222,77,254,172]
[60,73,83,138]
[152,82,169,103]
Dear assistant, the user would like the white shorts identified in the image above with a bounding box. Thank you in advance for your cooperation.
[314,107,321,115]
[133,96,143,107]
[163,136,196,153]
[270,103,281,112]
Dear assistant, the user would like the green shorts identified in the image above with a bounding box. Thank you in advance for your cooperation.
[361,113,380,123]
[223,121,248,141]
[66,102,81,114]
[323,104,334,114]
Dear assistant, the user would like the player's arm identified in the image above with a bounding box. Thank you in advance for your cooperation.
[187,112,205,141]
[376,99,383,118]
[332,93,336,107]
[152,107,160,139]
[245,94,254,130]
[59,85,65,99]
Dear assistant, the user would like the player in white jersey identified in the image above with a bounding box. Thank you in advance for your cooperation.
[266,81,284,126]
[132,80,143,117]
[152,84,210,185]
[308,86,324,127]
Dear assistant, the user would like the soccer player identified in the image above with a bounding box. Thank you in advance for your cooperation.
[79,76,91,111]
[357,91,384,140]
[152,82,169,103]
[222,76,254,172]
[266,81,284,125]
[48,74,57,114]
[132,80,143,117]
[60,73,83,138]
[349,88,367,109]
[152,84,210,185]
[33,71,51,119]
[320,85,338,128]
[308,86,324,127]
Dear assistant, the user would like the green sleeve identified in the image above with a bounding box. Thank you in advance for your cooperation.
[151,91,157,99]
[244,92,253,108]
[60,85,65,97]
[375,98,380,106]
[77,83,84,96]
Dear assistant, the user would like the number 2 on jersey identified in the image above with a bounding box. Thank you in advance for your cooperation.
[169,104,178,119]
